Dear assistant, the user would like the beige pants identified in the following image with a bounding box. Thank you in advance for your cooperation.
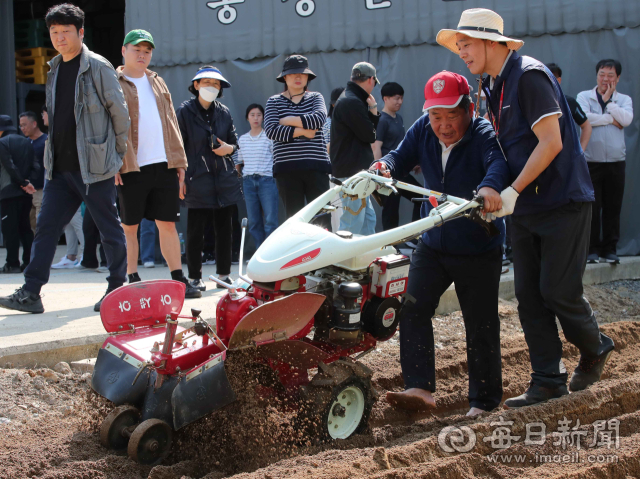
[30,188,44,233]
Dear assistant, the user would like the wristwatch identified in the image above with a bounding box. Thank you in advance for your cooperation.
[368,103,378,110]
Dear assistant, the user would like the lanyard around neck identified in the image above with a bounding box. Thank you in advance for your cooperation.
[489,82,505,139]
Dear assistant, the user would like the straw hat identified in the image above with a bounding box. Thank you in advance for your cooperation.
[436,8,524,54]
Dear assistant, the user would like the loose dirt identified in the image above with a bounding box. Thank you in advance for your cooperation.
[1,281,639,479]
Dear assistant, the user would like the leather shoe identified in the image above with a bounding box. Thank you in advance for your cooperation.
[569,348,614,392]
[504,383,568,409]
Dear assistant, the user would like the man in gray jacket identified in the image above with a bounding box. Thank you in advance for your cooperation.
[577,59,633,265]
[0,4,129,314]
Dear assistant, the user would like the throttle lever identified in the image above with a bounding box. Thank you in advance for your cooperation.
[467,199,500,238]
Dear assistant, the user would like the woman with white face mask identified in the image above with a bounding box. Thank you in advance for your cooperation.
[176,65,243,290]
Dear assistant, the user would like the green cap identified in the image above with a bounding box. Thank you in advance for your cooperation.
[352,62,380,84]
[123,29,155,48]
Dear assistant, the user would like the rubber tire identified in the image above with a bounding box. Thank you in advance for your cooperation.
[99,405,140,450]
[127,418,173,466]
[299,359,378,442]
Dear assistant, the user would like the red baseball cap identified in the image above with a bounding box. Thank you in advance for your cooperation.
[423,71,470,111]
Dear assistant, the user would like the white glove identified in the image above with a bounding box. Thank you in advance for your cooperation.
[492,186,519,218]
[341,175,376,199]
[482,212,497,222]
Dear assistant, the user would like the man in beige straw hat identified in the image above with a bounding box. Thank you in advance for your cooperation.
[436,8,615,409]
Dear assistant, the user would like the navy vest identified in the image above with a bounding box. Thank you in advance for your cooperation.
[482,52,594,216]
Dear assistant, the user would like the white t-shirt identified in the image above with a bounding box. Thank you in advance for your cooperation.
[439,139,462,172]
[124,74,167,167]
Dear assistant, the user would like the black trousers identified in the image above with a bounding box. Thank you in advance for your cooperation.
[25,171,126,294]
[511,202,614,389]
[1,196,34,268]
[587,161,625,256]
[276,170,330,229]
[381,173,422,231]
[400,240,503,411]
[187,207,232,279]
[82,206,106,268]
[203,204,241,257]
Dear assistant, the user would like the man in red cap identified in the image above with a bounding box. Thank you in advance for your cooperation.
[375,71,510,416]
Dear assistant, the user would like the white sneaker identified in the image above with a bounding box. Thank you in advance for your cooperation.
[97,266,108,273]
[143,261,155,268]
[51,257,78,269]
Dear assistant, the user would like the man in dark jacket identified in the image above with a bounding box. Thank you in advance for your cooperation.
[0,116,38,273]
[330,62,381,235]
[379,72,509,417]
[438,8,614,407]
[18,111,47,231]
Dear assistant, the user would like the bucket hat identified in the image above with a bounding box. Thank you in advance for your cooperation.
[191,67,231,89]
[436,8,524,54]
[276,55,316,83]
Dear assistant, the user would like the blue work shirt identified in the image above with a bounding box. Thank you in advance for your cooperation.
[381,115,510,256]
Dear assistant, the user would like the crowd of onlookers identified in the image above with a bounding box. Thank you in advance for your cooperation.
[0,2,633,316]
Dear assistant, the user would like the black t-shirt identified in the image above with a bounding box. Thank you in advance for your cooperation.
[376,112,405,156]
[596,90,610,113]
[517,70,562,129]
[53,53,81,172]
[565,95,588,126]
[197,98,214,126]
[31,133,47,189]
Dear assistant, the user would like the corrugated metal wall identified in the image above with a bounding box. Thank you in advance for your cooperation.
[127,0,640,254]
[126,0,640,66]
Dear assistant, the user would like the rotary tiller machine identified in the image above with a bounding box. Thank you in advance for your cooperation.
[91,170,496,465]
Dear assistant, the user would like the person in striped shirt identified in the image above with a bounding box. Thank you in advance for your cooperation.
[235,104,278,248]
[264,55,332,228]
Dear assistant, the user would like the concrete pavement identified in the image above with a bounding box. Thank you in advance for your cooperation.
[1,246,639,367]
[0,246,231,366]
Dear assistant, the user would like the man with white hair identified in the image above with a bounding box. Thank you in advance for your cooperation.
[437,8,615,408]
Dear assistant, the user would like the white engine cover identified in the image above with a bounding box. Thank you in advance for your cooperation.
[247,221,394,282]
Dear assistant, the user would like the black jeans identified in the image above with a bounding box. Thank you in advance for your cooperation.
[24,171,126,294]
[82,206,106,268]
[203,204,242,257]
[1,196,34,268]
[381,173,422,231]
[276,170,330,229]
[511,202,614,389]
[587,161,625,256]
[187,207,232,278]
[400,240,503,411]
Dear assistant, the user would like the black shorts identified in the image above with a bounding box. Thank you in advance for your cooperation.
[117,162,180,225]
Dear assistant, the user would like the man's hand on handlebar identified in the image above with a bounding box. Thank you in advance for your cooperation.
[478,187,502,213]
[370,161,391,178]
